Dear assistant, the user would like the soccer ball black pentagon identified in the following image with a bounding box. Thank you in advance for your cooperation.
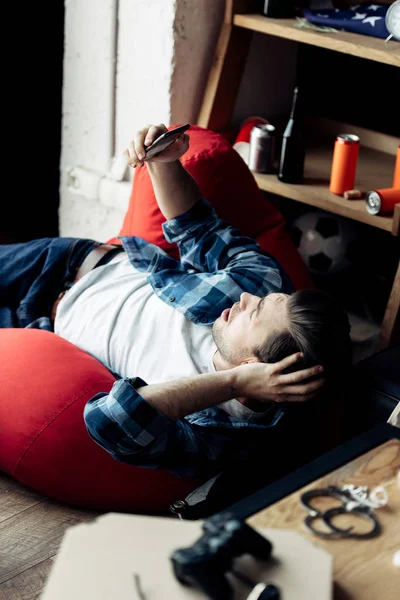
[291,210,358,275]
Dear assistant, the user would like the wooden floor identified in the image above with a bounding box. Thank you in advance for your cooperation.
[0,472,102,599]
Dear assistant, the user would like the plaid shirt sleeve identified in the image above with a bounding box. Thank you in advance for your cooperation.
[162,198,292,287]
[83,378,239,479]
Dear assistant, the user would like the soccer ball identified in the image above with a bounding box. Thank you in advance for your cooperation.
[291,210,358,276]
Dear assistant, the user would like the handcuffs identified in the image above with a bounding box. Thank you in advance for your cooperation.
[300,484,388,539]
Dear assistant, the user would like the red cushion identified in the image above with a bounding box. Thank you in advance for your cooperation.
[0,329,200,511]
[110,124,313,291]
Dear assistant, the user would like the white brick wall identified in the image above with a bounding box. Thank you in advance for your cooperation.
[60,0,225,241]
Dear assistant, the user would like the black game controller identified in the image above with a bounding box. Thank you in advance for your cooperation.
[170,513,274,600]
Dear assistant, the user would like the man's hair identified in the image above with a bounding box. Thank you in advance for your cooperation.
[254,289,352,380]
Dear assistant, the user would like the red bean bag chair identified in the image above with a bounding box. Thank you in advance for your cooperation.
[0,329,200,511]
[108,124,313,291]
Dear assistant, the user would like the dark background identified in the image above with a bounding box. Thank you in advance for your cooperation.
[299,45,400,138]
[1,4,64,243]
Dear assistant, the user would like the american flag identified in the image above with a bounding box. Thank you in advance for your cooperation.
[303,3,396,40]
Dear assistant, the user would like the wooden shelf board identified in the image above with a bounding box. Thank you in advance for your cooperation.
[233,14,400,67]
[253,144,398,235]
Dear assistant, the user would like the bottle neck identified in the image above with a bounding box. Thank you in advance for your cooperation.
[289,87,300,121]
[283,86,303,137]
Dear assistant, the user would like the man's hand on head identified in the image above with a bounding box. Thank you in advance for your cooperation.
[233,353,326,404]
[123,123,190,169]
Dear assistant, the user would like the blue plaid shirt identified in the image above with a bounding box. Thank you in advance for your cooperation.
[83,198,295,479]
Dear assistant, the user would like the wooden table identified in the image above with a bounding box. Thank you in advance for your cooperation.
[247,439,400,600]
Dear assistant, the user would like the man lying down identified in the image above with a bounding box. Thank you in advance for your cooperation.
[1,123,352,479]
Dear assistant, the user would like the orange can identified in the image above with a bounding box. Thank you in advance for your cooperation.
[393,145,400,188]
[329,134,360,195]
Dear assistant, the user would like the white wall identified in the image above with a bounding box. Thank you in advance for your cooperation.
[59,0,225,241]
[60,0,118,239]
[59,0,294,241]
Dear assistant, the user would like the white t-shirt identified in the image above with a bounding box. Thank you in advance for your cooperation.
[54,251,272,421]
[54,252,217,383]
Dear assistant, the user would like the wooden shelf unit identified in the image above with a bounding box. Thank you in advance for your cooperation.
[233,14,400,67]
[254,139,400,236]
[197,0,400,349]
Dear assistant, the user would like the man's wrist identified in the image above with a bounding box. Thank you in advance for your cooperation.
[228,364,261,401]
[145,159,201,221]
[226,366,242,398]
[146,159,181,175]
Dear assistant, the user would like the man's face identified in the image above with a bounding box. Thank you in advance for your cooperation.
[212,292,289,366]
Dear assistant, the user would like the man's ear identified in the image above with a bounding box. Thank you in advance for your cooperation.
[240,356,260,365]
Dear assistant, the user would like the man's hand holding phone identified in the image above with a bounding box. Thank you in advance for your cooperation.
[124,123,190,169]
[124,122,200,220]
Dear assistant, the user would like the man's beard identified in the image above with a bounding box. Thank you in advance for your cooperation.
[212,317,243,366]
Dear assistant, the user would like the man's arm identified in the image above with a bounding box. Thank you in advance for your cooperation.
[125,123,201,220]
[124,124,291,292]
[83,357,323,477]
[83,377,226,478]
[146,161,201,220]
[138,357,324,420]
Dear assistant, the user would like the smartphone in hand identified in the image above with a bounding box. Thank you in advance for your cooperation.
[144,124,190,160]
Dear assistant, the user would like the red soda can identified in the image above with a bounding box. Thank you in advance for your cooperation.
[234,116,269,144]
[365,187,400,215]
[329,134,360,195]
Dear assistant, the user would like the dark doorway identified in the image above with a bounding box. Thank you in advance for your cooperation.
[1,4,64,243]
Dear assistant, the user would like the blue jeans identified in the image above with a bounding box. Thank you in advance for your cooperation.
[0,237,98,328]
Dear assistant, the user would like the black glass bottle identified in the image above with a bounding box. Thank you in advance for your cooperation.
[278,86,305,184]
[262,1,295,18]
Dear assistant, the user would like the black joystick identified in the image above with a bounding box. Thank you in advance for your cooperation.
[170,513,275,600]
